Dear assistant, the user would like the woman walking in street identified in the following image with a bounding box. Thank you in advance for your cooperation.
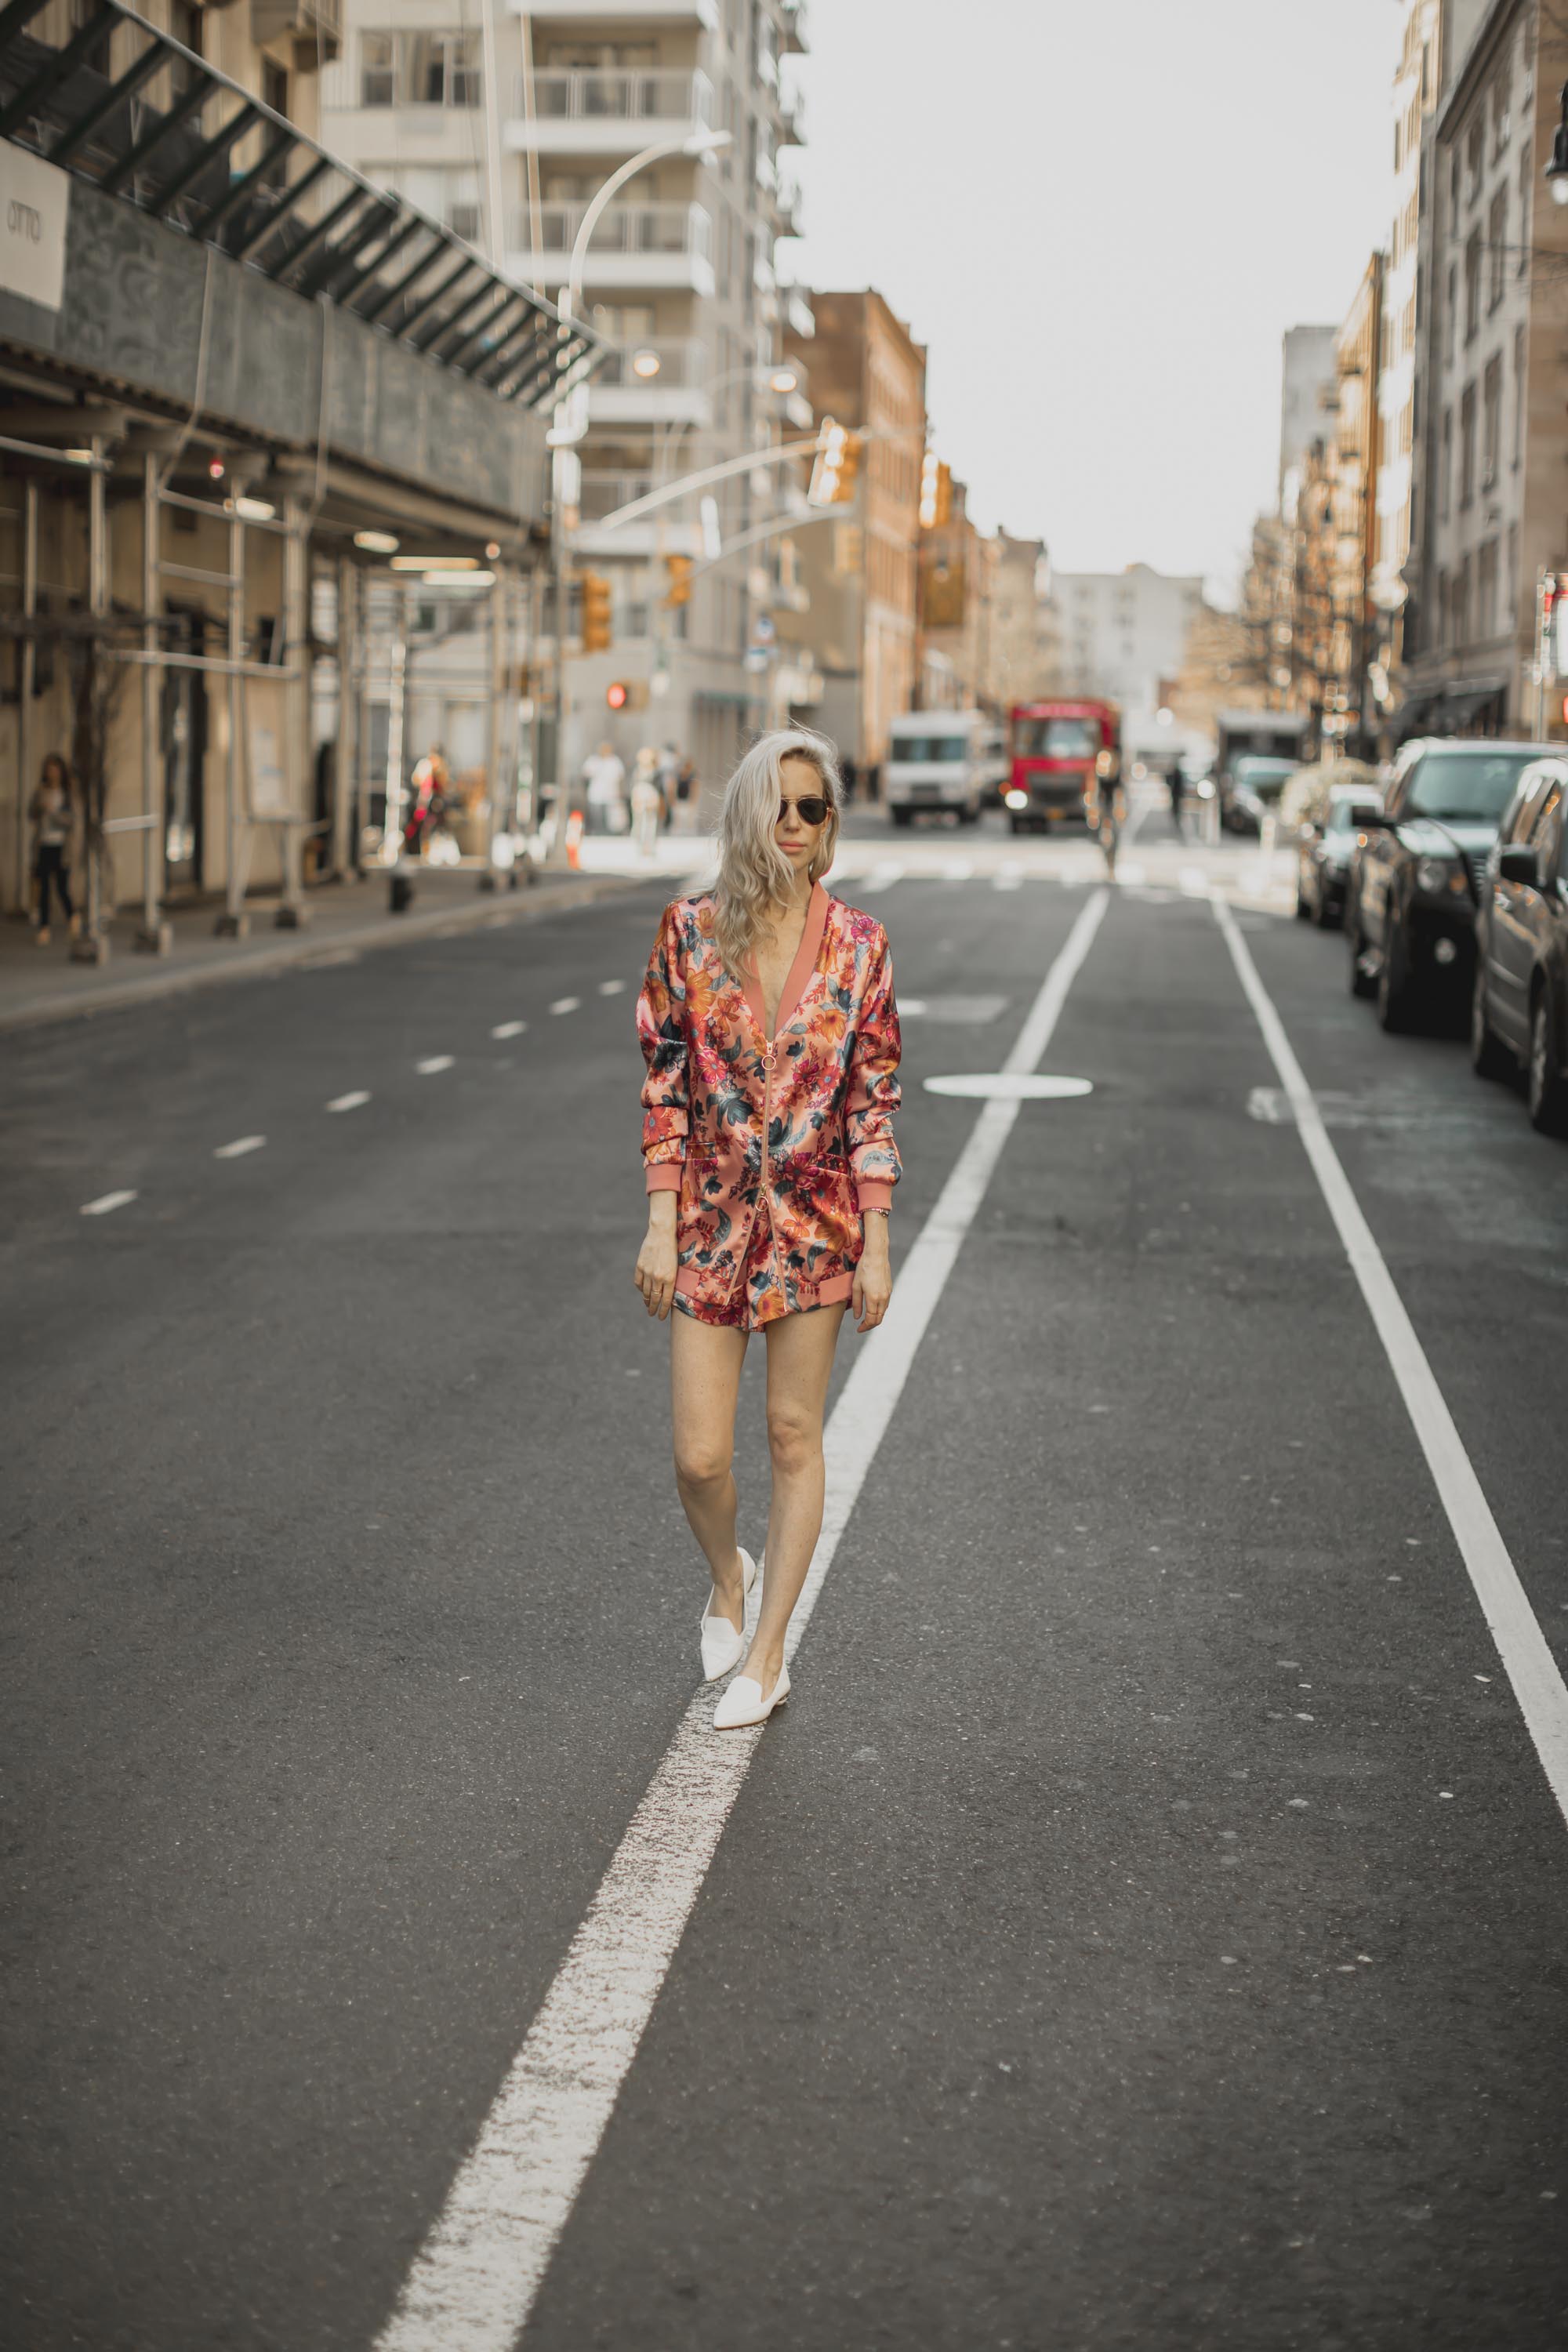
[633,728,902,1730]
[28,753,76,947]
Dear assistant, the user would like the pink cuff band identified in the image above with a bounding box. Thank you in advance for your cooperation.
[645,1163,684,1193]
[856,1181,894,1214]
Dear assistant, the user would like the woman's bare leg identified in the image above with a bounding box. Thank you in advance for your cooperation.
[746,1301,847,1689]
[670,1310,750,1630]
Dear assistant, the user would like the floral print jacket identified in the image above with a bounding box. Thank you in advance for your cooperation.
[636,878,902,1327]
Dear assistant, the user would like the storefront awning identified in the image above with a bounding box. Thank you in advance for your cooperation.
[0,0,603,412]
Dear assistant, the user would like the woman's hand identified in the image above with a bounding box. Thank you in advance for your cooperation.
[851,1217,891,1333]
[634,1193,679,1319]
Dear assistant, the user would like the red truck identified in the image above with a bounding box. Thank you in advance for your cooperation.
[1004,699,1120,833]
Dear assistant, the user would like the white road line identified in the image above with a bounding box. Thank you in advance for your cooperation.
[550,996,582,1015]
[491,1022,528,1041]
[940,857,974,881]
[326,1091,371,1113]
[212,1135,266,1159]
[1214,898,1568,1833]
[597,979,626,996]
[854,861,906,894]
[372,887,1111,2352]
[80,1189,136,1216]
[416,1056,455,1075]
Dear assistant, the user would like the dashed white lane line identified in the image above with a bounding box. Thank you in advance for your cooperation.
[1214,898,1568,1835]
[940,857,974,880]
[80,1190,136,1216]
[326,1091,371,1113]
[597,979,626,996]
[416,1056,455,1075]
[213,1135,266,1160]
[855,861,906,894]
[370,887,1111,2352]
[491,1022,528,1041]
[549,996,582,1015]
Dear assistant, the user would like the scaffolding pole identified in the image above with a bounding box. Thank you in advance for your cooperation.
[274,492,308,927]
[218,498,248,935]
[137,452,171,952]
[15,477,36,916]
[334,554,358,880]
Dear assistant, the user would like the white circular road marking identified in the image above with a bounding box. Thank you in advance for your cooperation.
[922,1073,1094,1100]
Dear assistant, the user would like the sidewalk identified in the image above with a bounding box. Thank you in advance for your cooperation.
[0,855,673,1033]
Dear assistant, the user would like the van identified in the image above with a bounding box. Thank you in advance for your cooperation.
[884,710,991,826]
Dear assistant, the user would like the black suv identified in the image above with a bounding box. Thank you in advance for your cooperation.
[1346,739,1551,1030]
[1472,759,1568,1135]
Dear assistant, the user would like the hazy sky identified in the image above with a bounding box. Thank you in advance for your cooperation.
[787,0,1406,603]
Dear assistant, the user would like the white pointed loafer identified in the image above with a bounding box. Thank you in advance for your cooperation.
[713,1664,790,1730]
[699,1545,758,1682]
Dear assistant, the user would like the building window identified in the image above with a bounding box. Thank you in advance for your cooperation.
[1440,406,1453,520]
[1507,522,1519,621]
[361,32,395,105]
[1464,230,1482,340]
[1459,383,1476,507]
[1445,262,1457,364]
[1513,324,1526,469]
[1466,116,1483,200]
[1519,149,1532,273]
[1491,69,1510,156]
[1488,187,1507,309]
[70,0,112,74]
[1478,538,1499,637]
[169,0,201,95]
[361,31,481,108]
[1456,552,1472,646]
[1483,354,1501,488]
[1449,149,1461,216]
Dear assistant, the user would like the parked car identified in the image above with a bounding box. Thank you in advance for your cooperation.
[1471,758,1568,1134]
[1279,757,1383,833]
[1222,753,1300,834]
[1345,738,1552,1031]
[1295,783,1385,927]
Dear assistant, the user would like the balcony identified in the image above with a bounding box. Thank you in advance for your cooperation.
[771,172,802,238]
[779,0,809,53]
[251,0,341,67]
[587,336,710,424]
[774,76,804,145]
[507,68,715,156]
[509,201,715,296]
[574,469,703,558]
[506,0,718,24]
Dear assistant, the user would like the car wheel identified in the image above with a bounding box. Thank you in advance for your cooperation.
[1527,987,1568,1136]
[1470,966,1513,1082]
[1377,909,1417,1032]
[1347,903,1376,998]
[1008,813,1025,836]
[890,806,913,829]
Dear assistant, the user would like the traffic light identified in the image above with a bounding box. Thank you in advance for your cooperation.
[919,451,952,529]
[808,416,863,506]
[606,680,628,710]
[580,572,612,654]
[663,554,693,608]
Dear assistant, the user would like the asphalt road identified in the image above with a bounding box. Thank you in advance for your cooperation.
[4,806,1567,2352]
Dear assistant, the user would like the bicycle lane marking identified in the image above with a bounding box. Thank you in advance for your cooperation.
[372,887,1112,2352]
[1212,895,1568,1832]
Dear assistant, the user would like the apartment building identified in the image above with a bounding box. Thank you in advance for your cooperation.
[1054,564,1205,745]
[1402,0,1568,737]
[1374,1,1441,645]
[985,531,1062,711]
[1279,324,1338,507]
[323,0,811,801]
[775,288,924,771]
[0,0,572,938]
[1293,253,1385,754]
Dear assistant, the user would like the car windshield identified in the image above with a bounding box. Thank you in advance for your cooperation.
[891,735,967,763]
[1016,717,1098,759]
[1405,750,1538,821]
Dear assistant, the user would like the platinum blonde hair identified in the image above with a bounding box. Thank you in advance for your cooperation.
[699,727,843,976]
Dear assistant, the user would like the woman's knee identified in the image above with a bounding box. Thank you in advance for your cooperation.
[766,1406,821,1475]
[673,1436,732,1490]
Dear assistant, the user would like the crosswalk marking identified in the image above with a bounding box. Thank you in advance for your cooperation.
[416,1056,454,1076]
[325,1091,371,1113]
[80,1190,136,1216]
[213,1135,266,1159]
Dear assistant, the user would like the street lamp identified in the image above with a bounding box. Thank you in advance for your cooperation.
[1548,82,1568,205]
[542,127,732,867]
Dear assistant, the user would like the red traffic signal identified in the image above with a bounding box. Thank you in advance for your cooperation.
[606,681,629,710]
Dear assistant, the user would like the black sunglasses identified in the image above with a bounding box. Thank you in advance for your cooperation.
[778,795,828,826]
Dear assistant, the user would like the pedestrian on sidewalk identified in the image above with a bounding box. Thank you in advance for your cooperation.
[673,753,698,831]
[28,753,77,948]
[582,740,626,837]
[630,747,664,858]
[633,726,902,1733]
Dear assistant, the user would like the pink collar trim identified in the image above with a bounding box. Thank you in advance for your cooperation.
[741,879,829,1042]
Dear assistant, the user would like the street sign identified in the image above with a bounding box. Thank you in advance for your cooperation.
[0,142,68,312]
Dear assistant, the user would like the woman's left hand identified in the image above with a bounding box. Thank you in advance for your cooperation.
[851,1220,891,1333]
